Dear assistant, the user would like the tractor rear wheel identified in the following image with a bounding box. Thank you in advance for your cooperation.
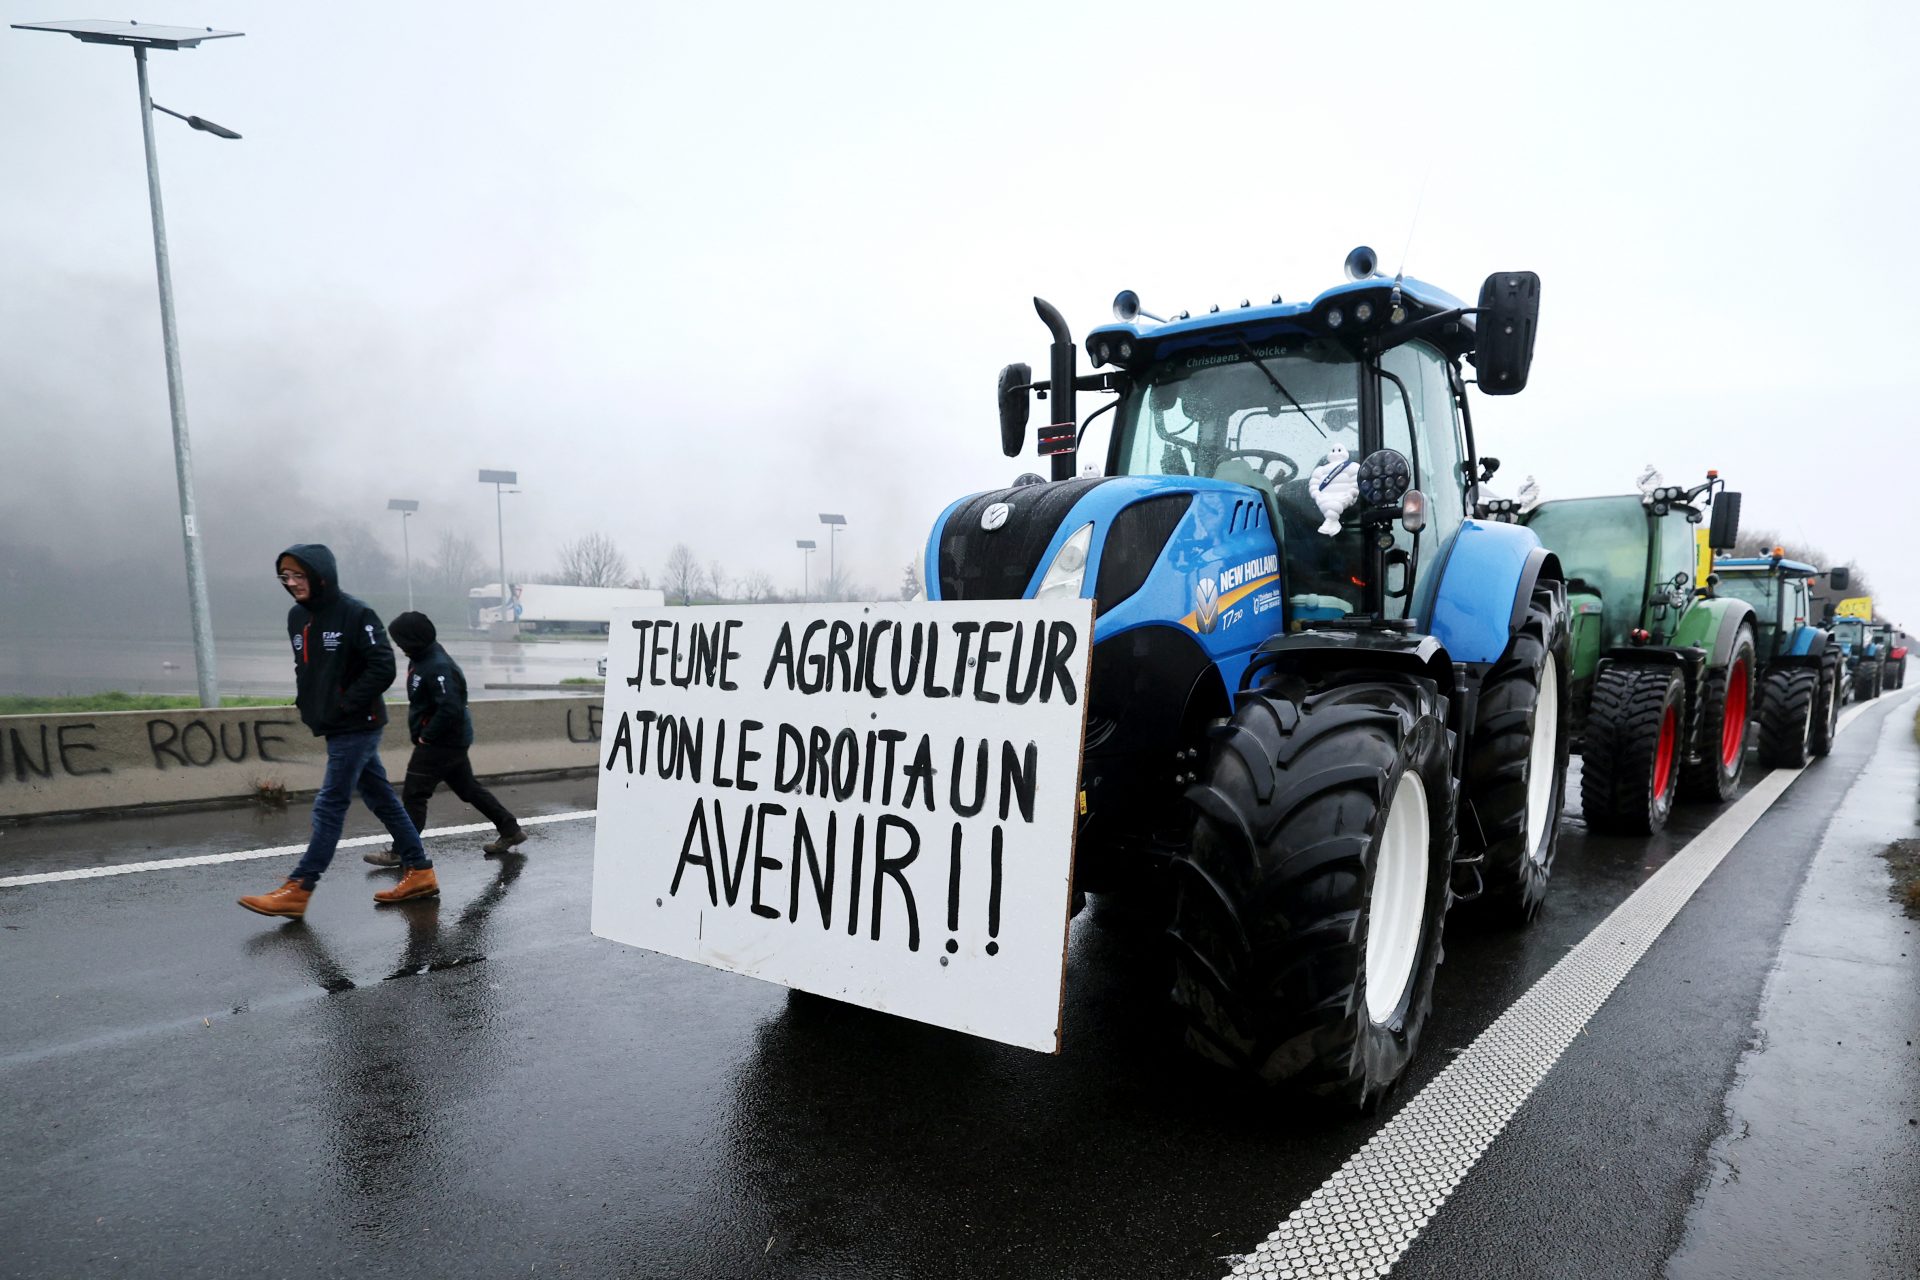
[1758,667,1817,767]
[1459,585,1569,925]
[1679,626,1755,804]
[1580,663,1684,834]
[1169,672,1455,1111]
[1809,654,1842,758]
[1853,658,1882,702]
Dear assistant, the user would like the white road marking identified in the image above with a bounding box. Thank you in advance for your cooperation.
[0,810,598,889]
[1227,688,1915,1280]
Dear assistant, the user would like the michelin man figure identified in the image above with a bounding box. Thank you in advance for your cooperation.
[1636,464,1663,496]
[1516,475,1543,515]
[1311,444,1359,536]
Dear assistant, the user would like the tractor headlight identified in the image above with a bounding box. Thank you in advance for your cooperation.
[1326,307,1344,329]
[1035,523,1095,600]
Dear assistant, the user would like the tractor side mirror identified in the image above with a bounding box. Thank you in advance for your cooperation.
[997,362,1032,458]
[1828,565,1850,591]
[1472,271,1541,395]
[1708,490,1742,549]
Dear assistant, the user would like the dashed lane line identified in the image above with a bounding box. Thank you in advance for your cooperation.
[0,809,598,889]
[1225,689,1915,1280]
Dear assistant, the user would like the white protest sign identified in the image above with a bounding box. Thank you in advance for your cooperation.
[590,600,1093,1053]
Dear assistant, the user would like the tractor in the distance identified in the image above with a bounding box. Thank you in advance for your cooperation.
[1829,613,1884,702]
[1708,555,1848,765]
[926,249,1569,1110]
[1885,627,1908,690]
[1519,473,1751,833]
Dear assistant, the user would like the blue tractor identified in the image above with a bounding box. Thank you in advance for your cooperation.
[1709,556,1849,763]
[924,250,1569,1108]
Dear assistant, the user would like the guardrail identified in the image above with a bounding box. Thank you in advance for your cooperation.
[0,697,605,819]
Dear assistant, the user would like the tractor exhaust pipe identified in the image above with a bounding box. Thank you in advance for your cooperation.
[1034,297,1078,482]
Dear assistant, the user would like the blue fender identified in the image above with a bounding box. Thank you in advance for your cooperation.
[1425,518,1550,664]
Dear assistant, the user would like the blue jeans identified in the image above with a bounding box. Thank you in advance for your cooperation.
[290,729,430,887]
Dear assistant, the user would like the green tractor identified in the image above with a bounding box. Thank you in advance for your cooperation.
[1709,555,1849,764]
[1515,472,1751,833]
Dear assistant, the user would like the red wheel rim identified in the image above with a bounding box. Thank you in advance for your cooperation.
[1721,659,1749,768]
[1653,703,1677,798]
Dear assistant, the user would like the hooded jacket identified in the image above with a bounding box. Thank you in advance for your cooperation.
[388,612,475,748]
[278,543,394,737]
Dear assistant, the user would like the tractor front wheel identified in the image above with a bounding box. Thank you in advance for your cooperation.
[1679,626,1755,804]
[1459,585,1570,925]
[1581,663,1684,834]
[1169,673,1455,1111]
[1809,654,1842,758]
[1853,658,1882,702]
[1758,667,1817,767]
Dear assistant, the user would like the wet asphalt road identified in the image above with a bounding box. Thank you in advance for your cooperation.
[3,695,1917,1280]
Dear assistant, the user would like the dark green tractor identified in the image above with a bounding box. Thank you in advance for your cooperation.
[1519,473,1751,833]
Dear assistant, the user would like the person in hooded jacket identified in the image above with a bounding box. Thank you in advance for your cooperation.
[369,610,527,864]
[239,544,437,919]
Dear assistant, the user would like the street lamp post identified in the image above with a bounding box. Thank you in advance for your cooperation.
[387,499,419,611]
[796,539,816,601]
[14,19,244,708]
[478,470,518,627]
[818,513,846,600]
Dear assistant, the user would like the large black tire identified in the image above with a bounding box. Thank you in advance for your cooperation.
[1458,585,1570,924]
[1169,673,1455,1111]
[1853,658,1882,702]
[1678,626,1755,804]
[1581,663,1685,834]
[1809,653,1842,758]
[1887,659,1904,690]
[1758,667,1817,767]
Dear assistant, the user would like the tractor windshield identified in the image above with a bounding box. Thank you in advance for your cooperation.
[1832,619,1867,648]
[1716,571,1779,620]
[1524,496,1650,646]
[1114,337,1364,608]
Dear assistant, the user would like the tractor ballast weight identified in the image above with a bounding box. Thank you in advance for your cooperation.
[930,253,1568,1109]
[1522,473,1756,833]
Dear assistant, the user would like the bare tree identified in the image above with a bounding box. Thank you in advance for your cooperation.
[314,519,399,589]
[628,568,653,590]
[429,530,487,591]
[706,560,730,603]
[663,544,705,605]
[739,570,775,603]
[555,532,631,588]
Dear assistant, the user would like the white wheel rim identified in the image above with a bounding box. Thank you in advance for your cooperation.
[1524,651,1560,864]
[1366,769,1431,1025]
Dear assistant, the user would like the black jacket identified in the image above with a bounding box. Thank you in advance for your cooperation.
[402,644,475,748]
[278,543,394,737]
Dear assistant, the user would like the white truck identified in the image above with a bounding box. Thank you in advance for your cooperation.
[469,582,666,633]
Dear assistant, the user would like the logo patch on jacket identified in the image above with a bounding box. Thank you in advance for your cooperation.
[322,630,343,650]
[292,634,304,652]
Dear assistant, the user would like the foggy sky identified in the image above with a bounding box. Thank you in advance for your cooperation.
[2,1,1916,629]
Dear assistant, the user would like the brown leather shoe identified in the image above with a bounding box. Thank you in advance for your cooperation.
[373,866,439,904]
[239,879,312,919]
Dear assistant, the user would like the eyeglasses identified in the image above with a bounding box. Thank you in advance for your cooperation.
[277,572,309,584]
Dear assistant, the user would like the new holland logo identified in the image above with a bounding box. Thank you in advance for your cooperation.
[980,502,1012,532]
[1194,576,1220,633]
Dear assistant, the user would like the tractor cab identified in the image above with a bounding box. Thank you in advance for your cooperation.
[1712,555,1826,660]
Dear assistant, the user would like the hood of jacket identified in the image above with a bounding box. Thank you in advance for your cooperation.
[277,543,339,611]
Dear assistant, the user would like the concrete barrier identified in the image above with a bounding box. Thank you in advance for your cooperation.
[0,698,604,820]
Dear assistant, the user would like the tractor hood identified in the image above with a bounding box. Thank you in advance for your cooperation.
[926,475,1287,643]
